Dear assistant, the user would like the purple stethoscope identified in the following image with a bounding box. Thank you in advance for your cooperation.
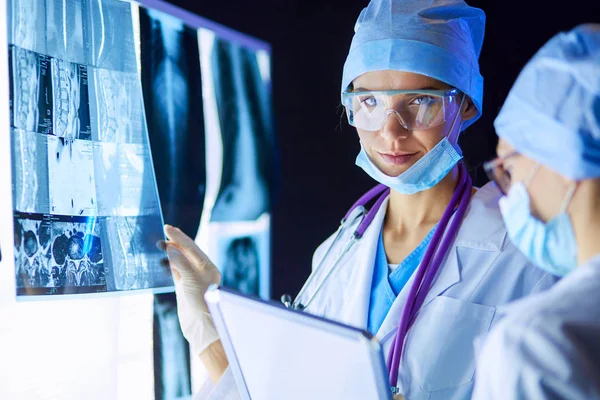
[283,163,473,395]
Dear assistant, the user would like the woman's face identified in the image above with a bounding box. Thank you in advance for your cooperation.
[351,70,476,177]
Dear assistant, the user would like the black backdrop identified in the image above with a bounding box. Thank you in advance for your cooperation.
[165,0,600,300]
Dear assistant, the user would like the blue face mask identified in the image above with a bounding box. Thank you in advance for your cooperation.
[499,180,578,277]
[355,138,463,195]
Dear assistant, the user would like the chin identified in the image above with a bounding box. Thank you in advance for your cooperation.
[378,164,411,177]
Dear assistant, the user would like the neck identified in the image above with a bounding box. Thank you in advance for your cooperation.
[385,165,460,232]
[572,180,600,266]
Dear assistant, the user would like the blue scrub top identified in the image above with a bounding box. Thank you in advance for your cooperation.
[367,225,436,334]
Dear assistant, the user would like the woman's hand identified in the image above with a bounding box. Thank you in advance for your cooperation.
[163,224,228,381]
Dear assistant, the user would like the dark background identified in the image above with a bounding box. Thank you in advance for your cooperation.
[166,0,600,300]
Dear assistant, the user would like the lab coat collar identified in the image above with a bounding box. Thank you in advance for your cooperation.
[376,182,507,341]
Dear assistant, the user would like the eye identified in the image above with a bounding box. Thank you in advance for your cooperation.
[359,96,378,108]
[409,95,435,106]
[504,164,514,181]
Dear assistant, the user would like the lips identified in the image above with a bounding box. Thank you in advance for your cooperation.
[378,151,418,166]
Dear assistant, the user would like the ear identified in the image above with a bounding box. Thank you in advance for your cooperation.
[460,96,478,121]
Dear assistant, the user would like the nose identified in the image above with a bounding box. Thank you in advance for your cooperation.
[380,110,410,140]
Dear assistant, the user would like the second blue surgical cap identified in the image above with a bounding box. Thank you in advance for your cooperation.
[341,0,486,130]
[495,24,600,180]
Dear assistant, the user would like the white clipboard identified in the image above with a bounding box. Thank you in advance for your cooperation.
[205,285,392,400]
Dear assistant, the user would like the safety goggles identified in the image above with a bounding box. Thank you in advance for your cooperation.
[342,88,461,131]
[483,151,520,195]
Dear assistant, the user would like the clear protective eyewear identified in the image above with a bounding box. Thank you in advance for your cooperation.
[342,88,462,132]
[483,151,520,195]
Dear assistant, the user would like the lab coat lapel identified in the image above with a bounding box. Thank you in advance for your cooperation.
[376,184,507,342]
[376,247,461,342]
[338,197,390,329]
[376,266,417,342]
[420,185,507,309]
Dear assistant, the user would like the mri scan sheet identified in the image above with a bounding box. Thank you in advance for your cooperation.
[6,0,173,298]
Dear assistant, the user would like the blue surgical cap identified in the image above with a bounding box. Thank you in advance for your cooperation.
[495,24,600,180]
[341,0,486,130]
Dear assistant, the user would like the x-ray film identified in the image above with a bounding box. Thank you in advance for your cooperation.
[14,212,106,295]
[88,68,146,144]
[101,215,171,292]
[10,46,53,135]
[7,0,47,55]
[134,4,277,391]
[5,0,173,298]
[47,136,97,216]
[205,35,276,223]
[51,59,91,141]
[11,129,50,214]
[45,0,84,64]
[1,0,279,399]
[153,293,192,400]
[204,216,271,299]
[93,142,160,217]
[193,29,276,302]
[139,8,207,239]
[83,0,137,72]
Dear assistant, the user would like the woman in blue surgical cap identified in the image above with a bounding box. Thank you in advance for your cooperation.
[472,24,600,400]
[164,1,557,399]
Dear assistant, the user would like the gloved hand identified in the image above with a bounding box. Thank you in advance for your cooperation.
[163,224,222,357]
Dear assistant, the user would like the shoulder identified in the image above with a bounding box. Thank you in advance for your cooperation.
[474,314,566,399]
[506,265,600,313]
[456,182,558,295]
[470,181,506,215]
[456,182,508,250]
[457,181,526,256]
[475,284,600,399]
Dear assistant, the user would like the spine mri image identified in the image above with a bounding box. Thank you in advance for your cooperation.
[13,213,105,294]
[7,0,173,296]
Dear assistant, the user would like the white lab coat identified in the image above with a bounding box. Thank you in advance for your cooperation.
[472,255,600,399]
[195,182,556,400]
